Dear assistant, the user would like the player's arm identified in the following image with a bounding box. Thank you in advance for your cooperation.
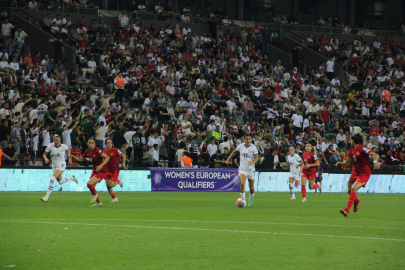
[2,152,13,160]
[248,154,260,166]
[225,149,237,165]
[120,152,128,170]
[43,149,50,164]
[67,148,72,164]
[297,160,304,169]
[369,151,380,169]
[95,153,110,172]
[336,157,352,167]
[70,154,84,162]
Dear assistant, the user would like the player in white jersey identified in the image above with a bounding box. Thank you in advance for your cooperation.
[226,134,259,207]
[41,135,78,202]
[280,146,302,199]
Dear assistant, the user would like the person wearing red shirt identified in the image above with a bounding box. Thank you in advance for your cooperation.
[320,106,331,133]
[69,138,111,207]
[336,134,380,217]
[101,139,128,203]
[182,50,192,62]
[369,120,380,136]
[298,143,320,202]
[69,143,82,166]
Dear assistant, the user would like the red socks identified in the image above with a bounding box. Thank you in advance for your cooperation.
[87,183,97,195]
[301,185,306,198]
[345,192,357,212]
[111,193,117,199]
[312,184,319,190]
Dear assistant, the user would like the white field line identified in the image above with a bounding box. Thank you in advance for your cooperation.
[0,220,404,242]
[3,218,405,230]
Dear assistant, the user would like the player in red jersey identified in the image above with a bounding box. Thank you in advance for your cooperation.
[336,134,380,217]
[69,138,111,207]
[102,139,128,203]
[298,144,320,202]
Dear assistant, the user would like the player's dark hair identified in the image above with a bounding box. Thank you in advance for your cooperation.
[87,138,95,143]
[245,133,252,138]
[351,133,363,145]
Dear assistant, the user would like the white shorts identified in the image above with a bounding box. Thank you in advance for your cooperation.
[52,162,66,173]
[238,167,255,180]
[289,172,301,181]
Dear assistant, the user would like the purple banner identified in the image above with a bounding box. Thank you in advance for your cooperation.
[150,168,241,191]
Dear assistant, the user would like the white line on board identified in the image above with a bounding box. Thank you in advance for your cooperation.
[0,220,404,242]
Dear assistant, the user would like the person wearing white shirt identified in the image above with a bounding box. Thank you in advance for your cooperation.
[147,132,162,155]
[9,58,19,71]
[155,2,164,13]
[330,76,340,85]
[377,134,386,144]
[118,10,129,27]
[181,13,190,23]
[182,25,191,36]
[196,74,206,87]
[325,57,335,80]
[207,140,218,157]
[291,111,303,132]
[321,140,330,152]
[219,139,230,155]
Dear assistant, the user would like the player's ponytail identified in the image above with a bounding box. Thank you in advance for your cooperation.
[312,146,317,155]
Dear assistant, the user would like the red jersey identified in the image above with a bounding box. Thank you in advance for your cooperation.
[302,152,318,174]
[82,147,107,173]
[348,144,371,175]
[70,148,82,166]
[102,148,123,173]
[320,110,330,123]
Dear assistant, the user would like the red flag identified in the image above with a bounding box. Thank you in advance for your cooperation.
[295,73,302,89]
[275,79,281,94]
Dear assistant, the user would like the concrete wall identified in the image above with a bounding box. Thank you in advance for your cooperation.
[13,14,76,70]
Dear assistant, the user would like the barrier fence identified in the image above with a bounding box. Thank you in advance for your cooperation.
[1,168,404,193]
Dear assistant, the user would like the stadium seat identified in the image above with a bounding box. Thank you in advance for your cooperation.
[349,119,356,126]
[350,126,362,134]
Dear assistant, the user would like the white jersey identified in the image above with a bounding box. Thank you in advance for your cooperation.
[286,154,302,174]
[236,143,258,170]
[45,143,69,165]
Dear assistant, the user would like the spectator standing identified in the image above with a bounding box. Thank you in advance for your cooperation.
[114,72,126,103]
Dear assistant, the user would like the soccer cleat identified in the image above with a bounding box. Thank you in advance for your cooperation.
[290,197,296,199]
[111,198,119,203]
[302,198,306,202]
[72,175,78,184]
[340,209,348,217]
[90,194,99,204]
[91,202,102,207]
[118,178,123,188]
[353,199,361,213]
[41,196,48,202]
[248,199,253,207]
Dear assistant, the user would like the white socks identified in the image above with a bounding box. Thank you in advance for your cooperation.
[59,176,73,184]
[46,176,56,199]
[289,183,295,197]
[240,192,245,200]
[249,193,255,200]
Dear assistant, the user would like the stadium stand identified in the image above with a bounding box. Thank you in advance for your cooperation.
[0,1,405,172]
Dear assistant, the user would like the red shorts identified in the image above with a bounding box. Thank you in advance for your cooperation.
[349,172,371,187]
[105,171,120,183]
[301,172,316,180]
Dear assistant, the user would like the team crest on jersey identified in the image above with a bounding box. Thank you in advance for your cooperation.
[304,159,307,162]
[248,150,251,153]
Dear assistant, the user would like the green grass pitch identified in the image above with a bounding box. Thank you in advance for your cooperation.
[0,192,404,269]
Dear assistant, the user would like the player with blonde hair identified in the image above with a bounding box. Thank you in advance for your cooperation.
[297,143,320,202]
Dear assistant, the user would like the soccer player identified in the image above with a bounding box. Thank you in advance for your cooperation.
[336,134,380,217]
[314,164,323,194]
[69,138,111,207]
[298,143,320,202]
[102,139,128,202]
[225,134,260,207]
[41,135,78,202]
[279,146,301,199]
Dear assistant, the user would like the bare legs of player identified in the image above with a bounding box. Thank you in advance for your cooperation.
[239,174,255,206]
[105,179,119,202]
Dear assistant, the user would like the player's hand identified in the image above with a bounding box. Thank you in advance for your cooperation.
[95,165,102,172]
[248,161,254,166]
[304,164,310,169]
[45,159,49,164]
[122,165,128,170]
[374,162,380,170]
[295,165,300,168]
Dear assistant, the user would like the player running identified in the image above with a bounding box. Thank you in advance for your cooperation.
[69,138,111,207]
[226,134,260,207]
[41,135,78,202]
[279,146,301,199]
[336,134,380,217]
[102,139,128,203]
[298,143,320,202]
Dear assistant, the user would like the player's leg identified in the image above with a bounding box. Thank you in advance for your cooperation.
[87,176,101,204]
[58,169,78,184]
[340,177,363,217]
[105,179,118,202]
[239,173,247,201]
[308,173,319,190]
[288,177,296,199]
[248,178,255,207]
[42,169,64,202]
[300,175,308,202]
[347,181,354,194]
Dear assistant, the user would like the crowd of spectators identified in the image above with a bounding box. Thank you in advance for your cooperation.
[0,9,405,172]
